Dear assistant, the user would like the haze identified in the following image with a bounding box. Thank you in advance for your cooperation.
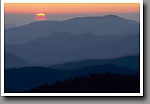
[4,3,140,26]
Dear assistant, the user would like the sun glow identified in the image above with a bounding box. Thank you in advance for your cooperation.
[35,13,47,21]
[37,13,45,16]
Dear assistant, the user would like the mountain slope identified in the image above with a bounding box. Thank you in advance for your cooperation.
[5,32,139,65]
[5,63,138,92]
[5,52,30,69]
[5,24,18,29]
[28,73,140,93]
[50,55,139,70]
[5,15,139,44]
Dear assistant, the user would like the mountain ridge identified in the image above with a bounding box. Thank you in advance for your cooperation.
[50,55,139,70]
[5,63,138,92]
[5,32,139,65]
[5,15,139,44]
[5,52,30,69]
[7,15,138,28]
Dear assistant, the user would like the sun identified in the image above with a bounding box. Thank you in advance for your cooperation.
[35,13,47,21]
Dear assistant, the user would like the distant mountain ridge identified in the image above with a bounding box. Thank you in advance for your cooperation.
[5,15,139,44]
[5,32,139,65]
[50,55,139,70]
[66,15,137,23]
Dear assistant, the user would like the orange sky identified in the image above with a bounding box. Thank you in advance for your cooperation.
[4,3,140,14]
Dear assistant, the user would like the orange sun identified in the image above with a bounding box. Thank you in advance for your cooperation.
[35,13,47,21]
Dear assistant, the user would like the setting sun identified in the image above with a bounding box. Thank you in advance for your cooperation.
[35,13,47,21]
[37,13,45,16]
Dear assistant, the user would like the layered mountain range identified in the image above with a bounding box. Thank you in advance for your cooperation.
[5,15,139,44]
[5,15,140,68]
[4,15,140,92]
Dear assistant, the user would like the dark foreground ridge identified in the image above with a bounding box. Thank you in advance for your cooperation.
[27,73,140,93]
[5,63,139,93]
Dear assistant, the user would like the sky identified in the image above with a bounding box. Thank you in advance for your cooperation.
[4,3,140,26]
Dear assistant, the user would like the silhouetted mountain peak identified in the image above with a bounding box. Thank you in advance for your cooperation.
[102,15,139,23]
[103,15,122,18]
[66,15,124,22]
[21,15,122,28]
[5,14,139,44]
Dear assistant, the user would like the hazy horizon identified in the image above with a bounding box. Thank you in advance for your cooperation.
[4,3,140,27]
[5,13,139,27]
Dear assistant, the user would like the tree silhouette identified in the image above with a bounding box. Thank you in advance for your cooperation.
[27,73,140,93]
